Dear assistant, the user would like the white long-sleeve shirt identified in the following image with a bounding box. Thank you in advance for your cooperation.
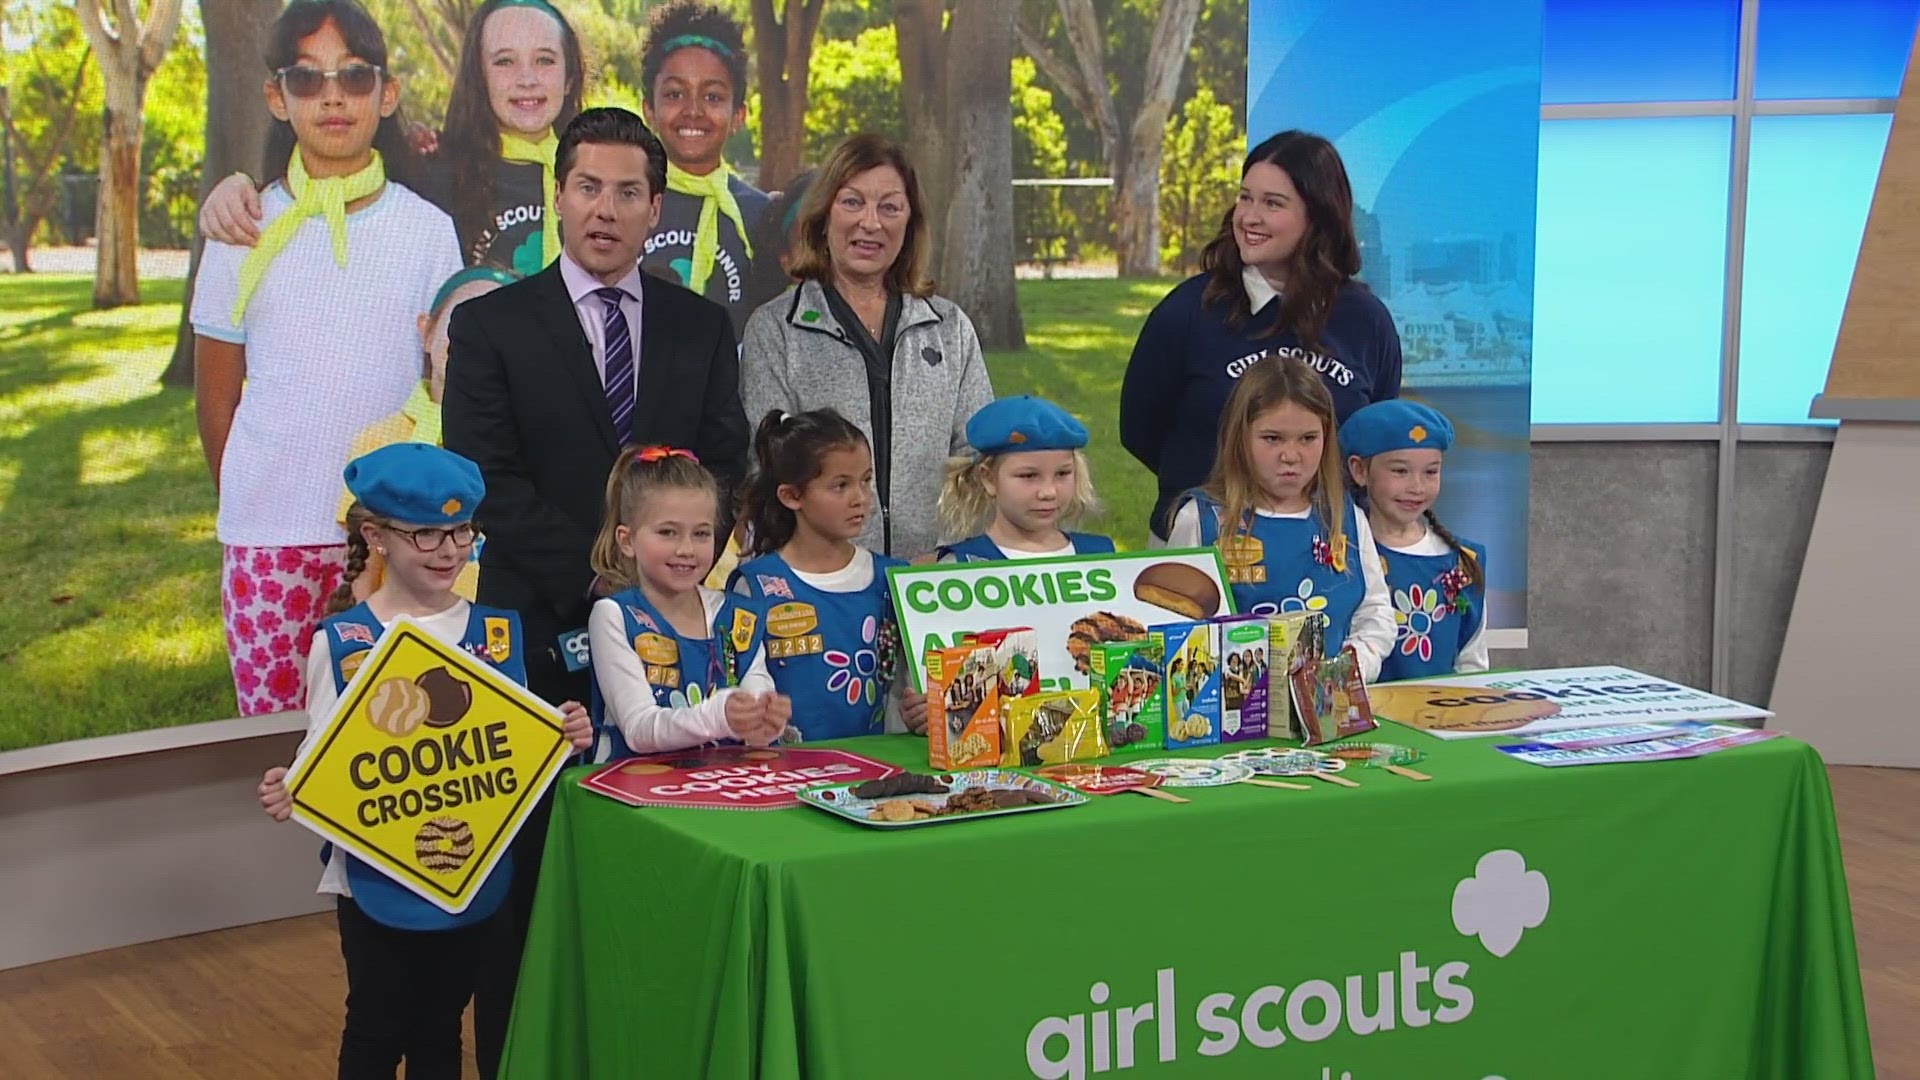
[1379,527,1490,673]
[296,599,473,897]
[1167,501,1396,681]
[589,587,775,756]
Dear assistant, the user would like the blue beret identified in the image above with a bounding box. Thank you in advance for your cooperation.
[344,443,485,525]
[1338,400,1455,458]
[965,396,1088,454]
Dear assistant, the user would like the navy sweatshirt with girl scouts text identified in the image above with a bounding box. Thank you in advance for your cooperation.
[1119,271,1404,537]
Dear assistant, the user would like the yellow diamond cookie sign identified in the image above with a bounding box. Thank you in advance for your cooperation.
[285,616,571,913]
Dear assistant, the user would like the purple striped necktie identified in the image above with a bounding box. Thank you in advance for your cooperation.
[596,286,635,446]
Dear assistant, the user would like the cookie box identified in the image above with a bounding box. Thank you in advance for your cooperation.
[1152,619,1221,749]
[1091,638,1164,751]
[1214,614,1271,742]
[926,640,1003,769]
[1002,688,1107,767]
[962,626,1041,699]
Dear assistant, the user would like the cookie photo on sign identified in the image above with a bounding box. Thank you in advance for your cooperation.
[414,816,475,874]
[1369,682,1560,733]
[1133,561,1223,619]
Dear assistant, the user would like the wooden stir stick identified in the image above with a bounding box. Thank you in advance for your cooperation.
[1311,770,1361,788]
[1242,778,1312,791]
[1133,786,1191,804]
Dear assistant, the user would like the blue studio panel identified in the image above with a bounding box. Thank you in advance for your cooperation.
[1543,0,1740,103]
[1739,114,1893,424]
[1755,0,1920,99]
[1533,117,1732,424]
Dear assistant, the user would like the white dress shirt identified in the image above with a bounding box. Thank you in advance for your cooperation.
[558,251,644,401]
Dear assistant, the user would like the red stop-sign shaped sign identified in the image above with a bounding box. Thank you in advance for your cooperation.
[579,746,900,811]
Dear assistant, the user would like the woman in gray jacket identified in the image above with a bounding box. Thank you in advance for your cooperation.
[739,133,994,561]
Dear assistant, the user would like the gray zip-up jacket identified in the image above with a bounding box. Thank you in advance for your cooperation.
[739,279,994,560]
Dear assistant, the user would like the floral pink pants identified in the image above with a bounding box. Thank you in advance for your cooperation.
[220,544,346,716]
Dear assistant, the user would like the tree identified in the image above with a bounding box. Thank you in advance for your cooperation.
[895,1,1024,351]
[390,0,474,82]
[1017,0,1201,277]
[78,0,187,309]
[1158,83,1240,274]
[750,0,824,192]
[798,25,903,164]
[163,0,277,387]
[0,10,97,273]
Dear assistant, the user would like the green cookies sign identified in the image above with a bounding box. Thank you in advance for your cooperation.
[888,549,1233,693]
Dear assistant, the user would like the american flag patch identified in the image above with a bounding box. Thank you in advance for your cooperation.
[757,575,794,599]
[625,605,659,632]
[334,623,375,646]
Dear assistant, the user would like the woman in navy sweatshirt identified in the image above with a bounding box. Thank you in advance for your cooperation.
[1121,131,1403,541]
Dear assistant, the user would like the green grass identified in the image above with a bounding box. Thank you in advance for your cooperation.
[0,275,234,749]
[0,273,1172,748]
[985,277,1173,552]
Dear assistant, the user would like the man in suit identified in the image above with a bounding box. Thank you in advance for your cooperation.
[442,107,748,1078]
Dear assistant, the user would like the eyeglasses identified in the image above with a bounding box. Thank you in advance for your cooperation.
[382,523,479,553]
[276,63,384,99]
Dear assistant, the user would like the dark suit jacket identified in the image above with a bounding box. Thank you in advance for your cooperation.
[443,262,748,694]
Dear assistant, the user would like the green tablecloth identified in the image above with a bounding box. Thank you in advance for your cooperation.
[500,728,1874,1079]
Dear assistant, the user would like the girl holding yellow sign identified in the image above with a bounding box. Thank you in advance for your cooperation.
[258,443,591,1078]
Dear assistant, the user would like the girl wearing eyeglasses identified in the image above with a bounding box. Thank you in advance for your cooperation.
[199,0,585,279]
[190,0,462,718]
[258,443,593,1080]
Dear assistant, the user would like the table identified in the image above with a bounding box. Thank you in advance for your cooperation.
[500,728,1874,1079]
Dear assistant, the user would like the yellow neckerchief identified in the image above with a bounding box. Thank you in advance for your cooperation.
[666,160,753,294]
[497,130,559,266]
[232,151,385,323]
[401,380,441,445]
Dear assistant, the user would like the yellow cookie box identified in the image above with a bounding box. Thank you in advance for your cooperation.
[1003,689,1107,767]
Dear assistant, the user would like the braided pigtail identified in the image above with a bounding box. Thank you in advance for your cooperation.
[326,503,376,615]
[1423,508,1482,589]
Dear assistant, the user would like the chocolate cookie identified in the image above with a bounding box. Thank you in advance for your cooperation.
[415,667,472,728]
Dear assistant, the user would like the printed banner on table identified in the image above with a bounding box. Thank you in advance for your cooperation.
[1369,665,1773,741]
[285,617,571,913]
[890,548,1233,694]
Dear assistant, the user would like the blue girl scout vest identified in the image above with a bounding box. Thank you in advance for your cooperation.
[588,587,766,763]
[936,532,1117,562]
[321,602,526,931]
[1376,538,1488,681]
[1189,492,1365,656]
[730,551,905,742]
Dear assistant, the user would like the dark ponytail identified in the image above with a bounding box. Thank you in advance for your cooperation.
[1423,508,1483,589]
[743,408,871,556]
[327,502,378,615]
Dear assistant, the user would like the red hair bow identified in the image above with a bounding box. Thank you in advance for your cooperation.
[634,445,699,464]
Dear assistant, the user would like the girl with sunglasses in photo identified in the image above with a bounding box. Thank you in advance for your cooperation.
[200,0,586,277]
[191,0,463,718]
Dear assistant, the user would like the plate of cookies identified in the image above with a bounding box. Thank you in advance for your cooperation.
[798,769,1088,829]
